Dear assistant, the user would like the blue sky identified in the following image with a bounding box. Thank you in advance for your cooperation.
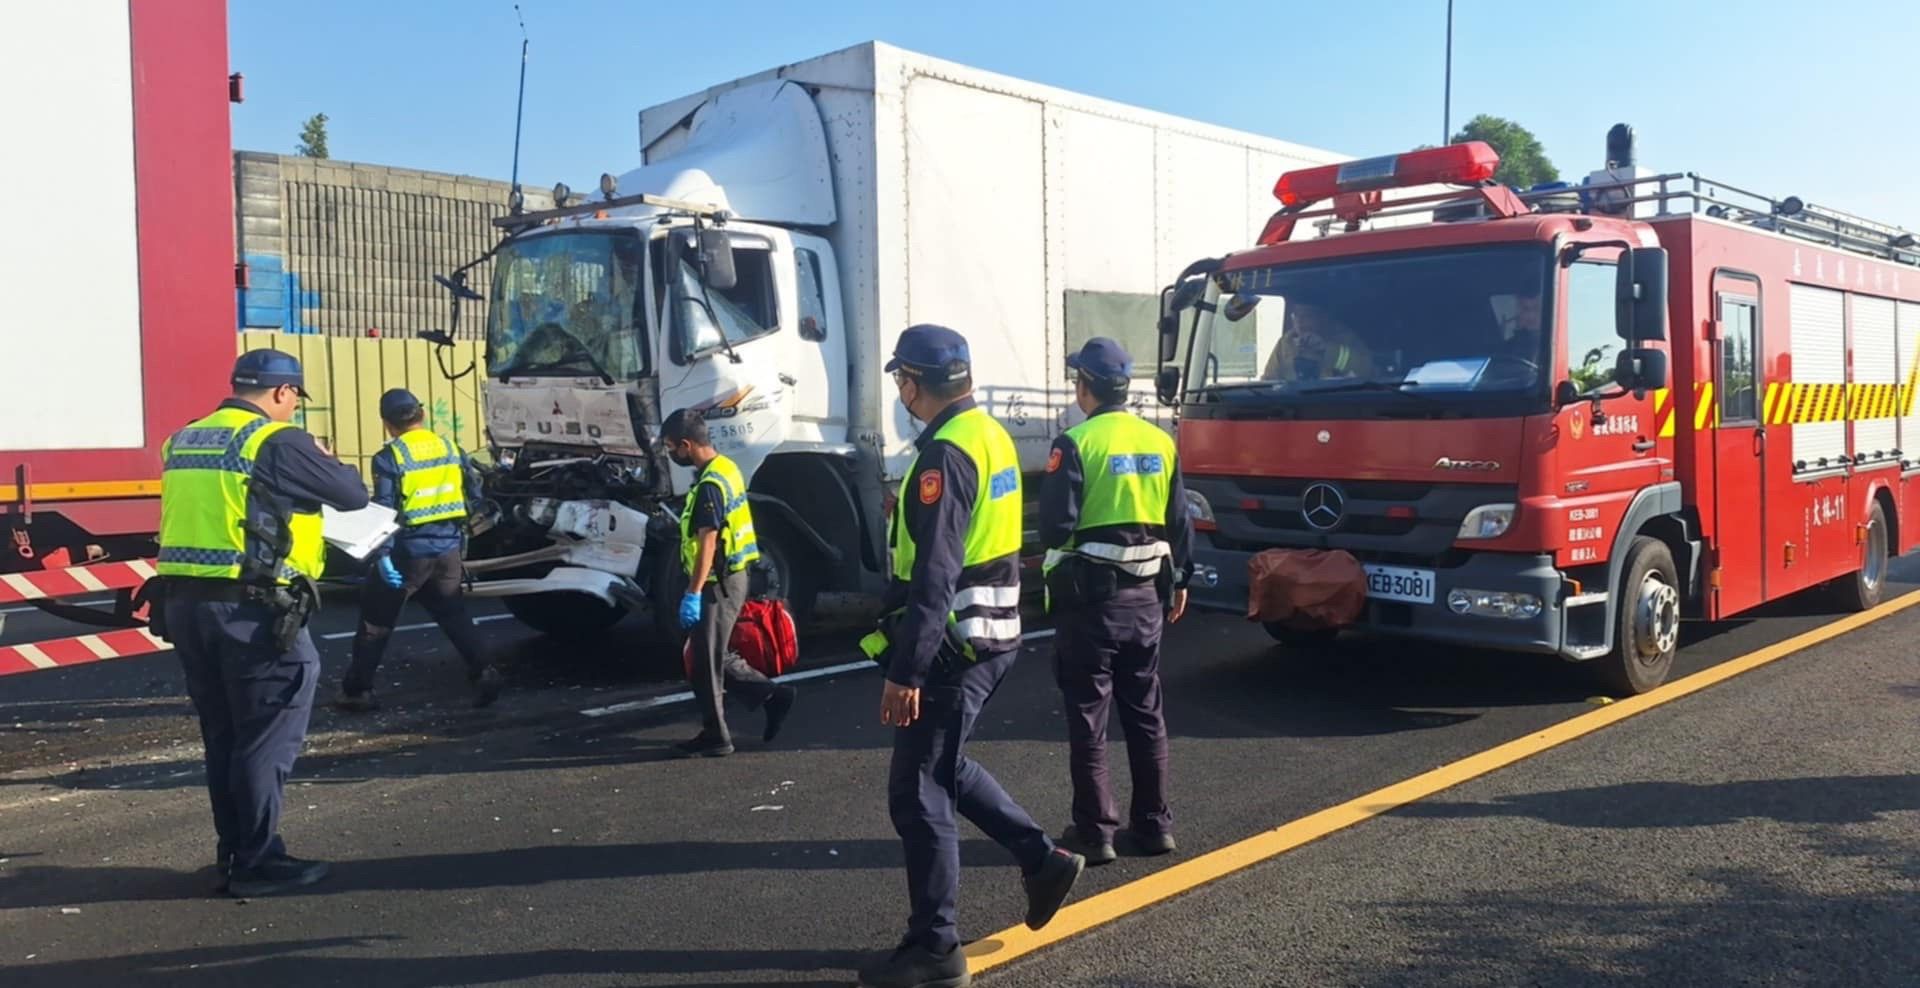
[232,0,1920,230]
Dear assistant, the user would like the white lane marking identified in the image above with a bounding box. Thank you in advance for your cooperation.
[319,613,514,641]
[576,627,1060,719]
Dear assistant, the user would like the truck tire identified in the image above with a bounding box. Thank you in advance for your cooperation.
[1262,623,1340,650]
[1836,500,1890,612]
[1594,536,1680,696]
[752,518,819,623]
[503,591,628,641]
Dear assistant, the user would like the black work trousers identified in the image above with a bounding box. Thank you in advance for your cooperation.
[167,592,320,870]
[1053,582,1172,844]
[344,548,489,695]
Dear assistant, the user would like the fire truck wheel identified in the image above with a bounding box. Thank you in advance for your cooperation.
[1262,623,1340,651]
[1596,536,1679,696]
[1837,500,1890,612]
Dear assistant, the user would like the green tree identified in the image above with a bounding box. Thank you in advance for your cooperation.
[296,113,330,159]
[1450,114,1558,189]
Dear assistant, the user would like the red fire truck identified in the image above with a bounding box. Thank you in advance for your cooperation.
[0,0,235,673]
[1156,127,1920,693]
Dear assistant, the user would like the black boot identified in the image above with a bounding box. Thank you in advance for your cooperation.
[471,666,504,708]
[1055,825,1116,866]
[762,685,797,743]
[226,853,329,898]
[1023,848,1085,930]
[857,940,970,988]
[672,732,734,758]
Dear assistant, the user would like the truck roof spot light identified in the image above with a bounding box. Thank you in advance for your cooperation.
[1272,141,1502,208]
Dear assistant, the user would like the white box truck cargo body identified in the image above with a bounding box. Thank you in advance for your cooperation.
[454,41,1366,643]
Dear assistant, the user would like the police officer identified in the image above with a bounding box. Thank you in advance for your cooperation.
[660,408,796,758]
[1040,338,1192,866]
[337,389,502,711]
[157,350,368,897]
[856,325,1084,988]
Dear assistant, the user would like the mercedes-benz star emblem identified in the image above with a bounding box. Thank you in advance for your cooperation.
[1301,482,1345,531]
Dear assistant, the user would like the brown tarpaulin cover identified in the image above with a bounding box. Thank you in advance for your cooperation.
[1245,548,1368,629]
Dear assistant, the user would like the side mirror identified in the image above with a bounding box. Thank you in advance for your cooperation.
[419,329,455,347]
[1155,365,1182,406]
[1615,347,1669,391]
[1554,379,1581,408]
[697,228,737,291]
[1615,246,1669,341]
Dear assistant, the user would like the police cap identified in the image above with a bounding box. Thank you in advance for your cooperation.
[231,349,310,398]
[884,324,971,384]
[379,388,424,424]
[1066,336,1133,385]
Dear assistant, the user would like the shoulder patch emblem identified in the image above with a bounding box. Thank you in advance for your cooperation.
[1046,447,1063,473]
[917,469,943,505]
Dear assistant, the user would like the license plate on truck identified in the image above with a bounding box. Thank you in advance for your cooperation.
[1364,565,1435,604]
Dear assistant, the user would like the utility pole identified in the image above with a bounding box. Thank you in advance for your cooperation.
[1443,0,1454,144]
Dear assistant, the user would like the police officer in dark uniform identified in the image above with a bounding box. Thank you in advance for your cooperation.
[336,388,501,711]
[856,324,1084,988]
[1040,338,1192,866]
[155,350,368,897]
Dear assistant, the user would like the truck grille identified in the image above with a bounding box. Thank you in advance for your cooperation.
[1191,475,1518,566]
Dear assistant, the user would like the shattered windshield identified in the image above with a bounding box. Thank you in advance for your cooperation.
[488,231,646,380]
[1191,246,1551,401]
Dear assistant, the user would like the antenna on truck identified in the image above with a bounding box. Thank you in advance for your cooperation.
[508,4,529,215]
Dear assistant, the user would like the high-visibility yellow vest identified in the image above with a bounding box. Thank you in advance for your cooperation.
[388,428,468,526]
[157,407,325,584]
[679,454,760,582]
[1044,410,1176,578]
[889,406,1023,651]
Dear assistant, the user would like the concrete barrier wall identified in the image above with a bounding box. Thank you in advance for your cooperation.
[234,152,551,341]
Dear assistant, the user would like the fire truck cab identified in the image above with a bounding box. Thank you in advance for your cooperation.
[1159,128,1920,694]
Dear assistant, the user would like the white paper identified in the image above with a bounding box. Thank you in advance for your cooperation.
[322,503,400,560]
[1404,358,1490,391]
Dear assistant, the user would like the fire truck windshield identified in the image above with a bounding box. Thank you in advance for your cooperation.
[487,230,647,381]
[1188,246,1551,411]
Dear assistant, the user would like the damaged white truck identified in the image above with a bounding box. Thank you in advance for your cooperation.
[432,42,1355,648]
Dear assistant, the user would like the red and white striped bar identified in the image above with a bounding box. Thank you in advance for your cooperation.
[0,627,172,677]
[0,559,157,604]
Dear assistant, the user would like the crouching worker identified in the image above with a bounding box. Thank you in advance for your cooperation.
[337,389,502,711]
[660,408,797,758]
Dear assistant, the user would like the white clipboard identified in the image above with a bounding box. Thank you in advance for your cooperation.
[322,503,401,560]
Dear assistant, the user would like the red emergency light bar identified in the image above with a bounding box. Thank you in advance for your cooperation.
[1274,141,1501,208]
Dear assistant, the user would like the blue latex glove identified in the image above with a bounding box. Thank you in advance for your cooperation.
[376,556,405,589]
[678,591,704,630]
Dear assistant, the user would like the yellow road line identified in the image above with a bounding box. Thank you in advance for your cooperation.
[967,589,1920,973]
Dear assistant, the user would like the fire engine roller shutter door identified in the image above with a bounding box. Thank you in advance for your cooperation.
[1852,295,1898,466]
[0,1,144,451]
[1901,302,1920,464]
[1788,284,1848,473]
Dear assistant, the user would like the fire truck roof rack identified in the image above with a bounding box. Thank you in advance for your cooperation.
[1304,171,1917,268]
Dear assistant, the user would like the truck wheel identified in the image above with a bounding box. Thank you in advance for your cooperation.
[753,518,819,623]
[1837,500,1890,612]
[1262,623,1340,650]
[1594,536,1680,696]
[503,591,628,641]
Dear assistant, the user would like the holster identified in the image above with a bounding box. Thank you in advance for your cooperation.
[259,575,321,653]
[860,608,972,676]
[1044,554,1120,613]
[133,577,173,643]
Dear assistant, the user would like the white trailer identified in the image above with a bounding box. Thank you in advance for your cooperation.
[448,42,1360,643]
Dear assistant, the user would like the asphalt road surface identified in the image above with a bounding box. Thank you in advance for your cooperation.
[1,561,1915,986]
